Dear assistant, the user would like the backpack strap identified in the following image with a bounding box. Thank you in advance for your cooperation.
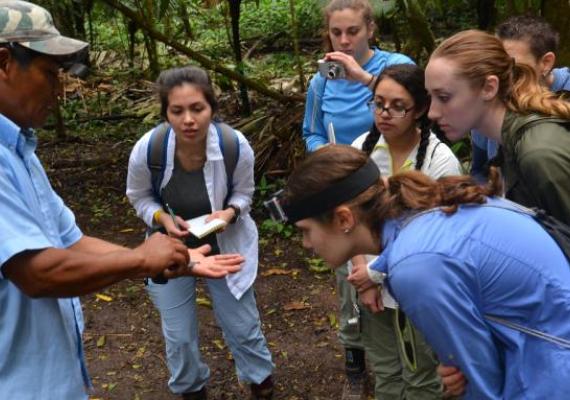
[146,122,171,201]
[214,122,240,207]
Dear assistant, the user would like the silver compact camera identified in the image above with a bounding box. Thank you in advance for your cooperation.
[318,59,346,80]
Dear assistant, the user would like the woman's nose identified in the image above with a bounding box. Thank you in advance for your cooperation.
[183,112,195,124]
[427,104,440,121]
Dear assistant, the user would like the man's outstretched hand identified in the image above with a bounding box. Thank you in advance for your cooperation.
[178,244,243,278]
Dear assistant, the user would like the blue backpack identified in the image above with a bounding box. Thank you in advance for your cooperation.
[146,122,240,206]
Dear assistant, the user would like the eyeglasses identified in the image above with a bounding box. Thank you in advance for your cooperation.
[368,100,414,118]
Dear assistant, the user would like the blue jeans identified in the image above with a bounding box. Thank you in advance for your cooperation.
[146,277,274,394]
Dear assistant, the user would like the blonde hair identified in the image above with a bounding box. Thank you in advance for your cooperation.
[431,30,570,118]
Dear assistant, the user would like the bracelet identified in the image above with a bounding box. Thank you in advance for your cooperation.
[366,74,375,87]
[153,209,162,224]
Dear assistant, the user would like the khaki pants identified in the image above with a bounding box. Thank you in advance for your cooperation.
[360,304,442,400]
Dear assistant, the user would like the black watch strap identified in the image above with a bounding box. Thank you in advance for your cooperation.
[228,204,241,224]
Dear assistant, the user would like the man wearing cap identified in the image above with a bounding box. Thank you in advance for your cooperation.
[0,2,243,399]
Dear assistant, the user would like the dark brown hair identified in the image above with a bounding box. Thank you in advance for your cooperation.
[431,30,570,118]
[362,64,431,170]
[285,145,502,234]
[155,65,219,119]
[496,15,559,60]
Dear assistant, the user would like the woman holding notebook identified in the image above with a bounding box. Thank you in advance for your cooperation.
[126,66,273,400]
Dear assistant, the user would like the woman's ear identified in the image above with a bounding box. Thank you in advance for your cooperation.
[480,75,499,101]
[333,205,356,233]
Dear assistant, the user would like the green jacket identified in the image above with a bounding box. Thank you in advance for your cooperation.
[501,111,570,224]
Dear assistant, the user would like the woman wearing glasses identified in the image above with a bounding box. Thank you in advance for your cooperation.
[301,1,413,397]
[350,64,461,399]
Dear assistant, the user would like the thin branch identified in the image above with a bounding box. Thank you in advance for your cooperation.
[99,0,303,104]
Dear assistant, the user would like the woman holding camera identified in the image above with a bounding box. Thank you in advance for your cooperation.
[126,66,273,400]
[301,1,413,397]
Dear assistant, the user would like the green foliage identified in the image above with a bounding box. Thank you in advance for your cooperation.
[240,0,322,43]
[305,257,331,274]
[259,218,295,239]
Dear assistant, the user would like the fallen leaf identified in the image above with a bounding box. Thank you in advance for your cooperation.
[95,293,113,302]
[212,339,225,350]
[96,335,106,347]
[261,268,301,277]
[283,301,311,311]
[196,297,212,308]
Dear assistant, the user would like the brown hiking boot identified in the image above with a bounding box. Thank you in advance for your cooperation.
[251,375,274,400]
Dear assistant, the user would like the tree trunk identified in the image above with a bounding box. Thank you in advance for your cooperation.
[542,0,570,66]
[228,0,251,116]
[476,0,496,30]
[289,0,306,93]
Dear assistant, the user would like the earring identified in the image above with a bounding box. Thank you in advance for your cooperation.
[343,228,351,234]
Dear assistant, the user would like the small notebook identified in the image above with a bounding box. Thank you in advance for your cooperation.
[186,215,227,239]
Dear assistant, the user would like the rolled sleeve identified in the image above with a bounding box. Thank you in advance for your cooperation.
[126,131,163,227]
[0,167,77,278]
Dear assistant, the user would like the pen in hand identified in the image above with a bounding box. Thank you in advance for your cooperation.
[165,203,182,231]
[164,203,198,269]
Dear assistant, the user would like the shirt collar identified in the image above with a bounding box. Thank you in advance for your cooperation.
[373,135,419,173]
[0,113,38,159]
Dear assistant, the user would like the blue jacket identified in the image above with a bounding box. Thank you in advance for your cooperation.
[371,197,570,399]
[552,66,570,92]
[302,48,413,151]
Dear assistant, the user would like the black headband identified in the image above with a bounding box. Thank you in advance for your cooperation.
[283,159,381,223]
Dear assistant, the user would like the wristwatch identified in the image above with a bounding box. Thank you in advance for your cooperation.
[228,204,241,224]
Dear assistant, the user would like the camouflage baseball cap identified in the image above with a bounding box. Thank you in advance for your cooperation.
[0,0,88,57]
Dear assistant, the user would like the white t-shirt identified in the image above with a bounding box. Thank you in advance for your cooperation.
[352,131,462,177]
[351,130,462,307]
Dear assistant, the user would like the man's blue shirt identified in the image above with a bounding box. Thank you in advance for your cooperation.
[0,113,89,399]
[552,66,570,92]
[371,198,570,399]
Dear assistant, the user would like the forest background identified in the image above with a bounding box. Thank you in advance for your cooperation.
[31,0,570,399]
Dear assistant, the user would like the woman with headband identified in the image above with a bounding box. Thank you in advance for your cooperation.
[279,144,570,400]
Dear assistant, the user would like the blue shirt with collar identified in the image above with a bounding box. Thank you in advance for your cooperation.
[0,113,89,399]
[371,197,570,399]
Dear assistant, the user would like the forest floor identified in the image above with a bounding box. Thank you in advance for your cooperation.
[37,128,374,400]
